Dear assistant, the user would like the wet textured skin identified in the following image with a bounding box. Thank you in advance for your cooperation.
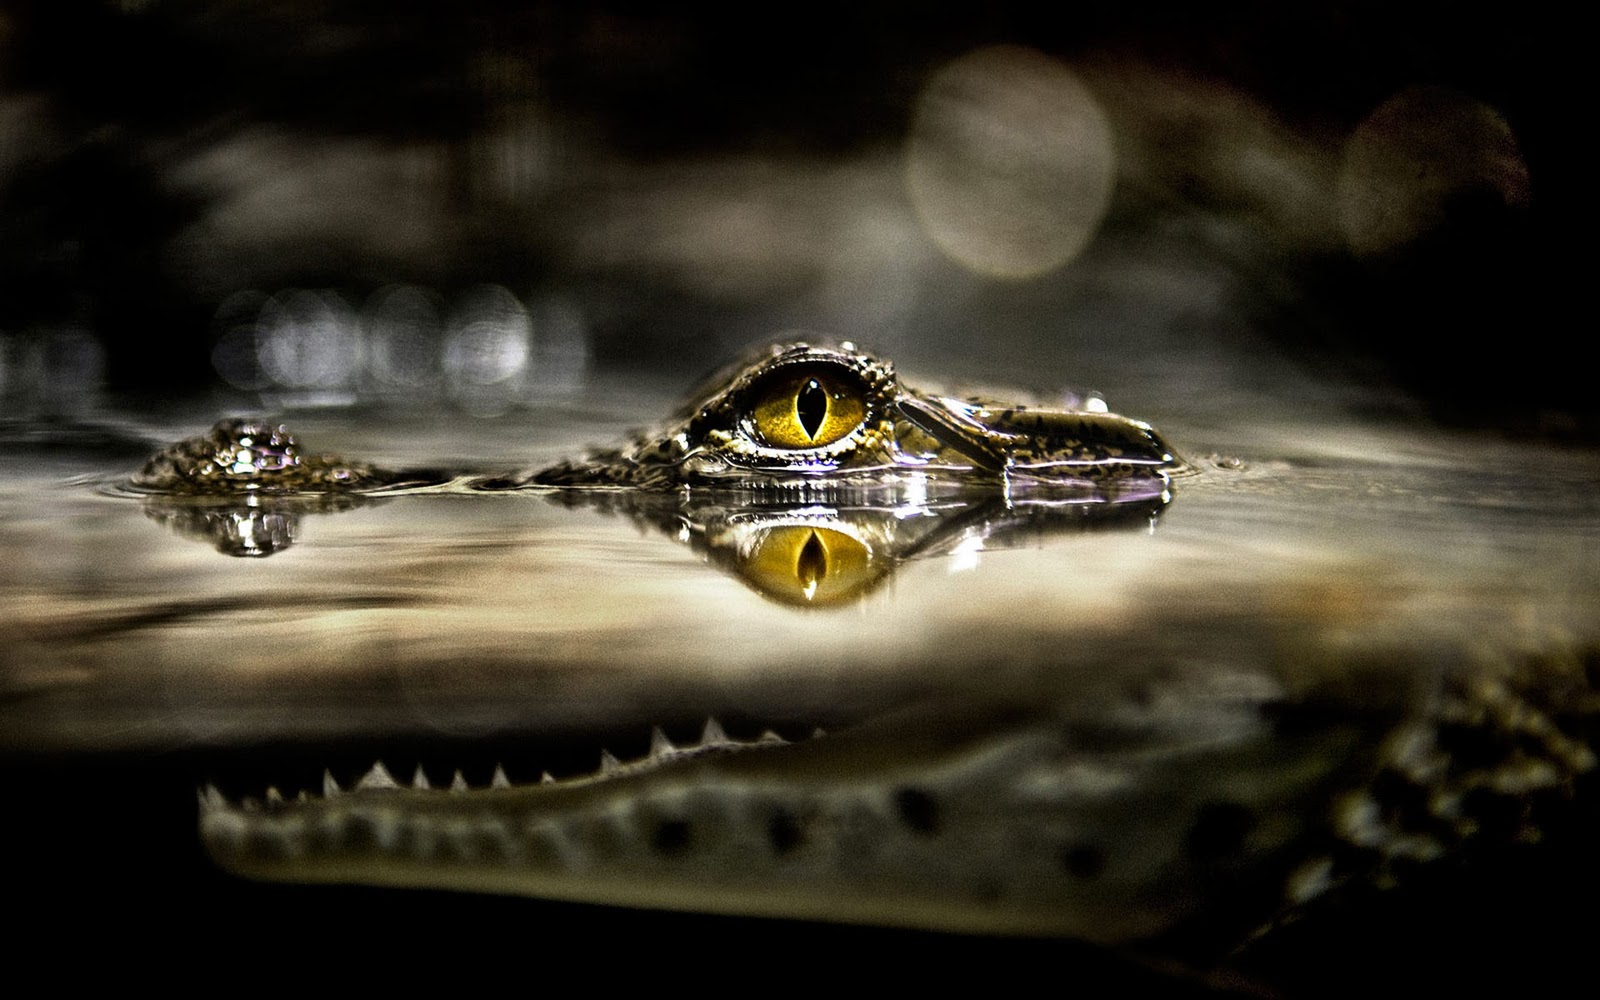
[132,418,384,494]
[529,342,1185,491]
[201,703,1356,944]
[198,646,1600,955]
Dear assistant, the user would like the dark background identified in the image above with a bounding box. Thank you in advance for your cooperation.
[0,1,1581,434]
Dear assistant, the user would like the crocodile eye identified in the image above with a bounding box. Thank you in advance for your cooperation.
[741,526,875,605]
[748,363,868,449]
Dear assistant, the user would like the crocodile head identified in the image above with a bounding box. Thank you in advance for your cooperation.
[199,681,1368,947]
[129,343,1183,562]
[532,342,1184,491]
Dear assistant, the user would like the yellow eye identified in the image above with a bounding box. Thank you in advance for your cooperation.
[740,526,877,606]
[749,363,868,449]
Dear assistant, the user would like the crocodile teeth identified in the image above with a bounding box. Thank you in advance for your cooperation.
[701,717,731,748]
[357,761,400,791]
[203,719,828,815]
[649,726,676,758]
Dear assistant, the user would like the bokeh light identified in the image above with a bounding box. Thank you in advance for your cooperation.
[1337,85,1529,259]
[363,284,443,392]
[906,45,1116,279]
[256,289,362,392]
[207,282,589,414]
[442,284,532,415]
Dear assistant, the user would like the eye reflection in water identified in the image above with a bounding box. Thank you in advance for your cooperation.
[540,488,1170,607]
[137,459,1170,603]
[734,497,1167,606]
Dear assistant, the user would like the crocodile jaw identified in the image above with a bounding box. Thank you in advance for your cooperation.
[201,684,1357,944]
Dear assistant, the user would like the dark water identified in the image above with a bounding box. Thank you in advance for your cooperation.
[3,367,1597,995]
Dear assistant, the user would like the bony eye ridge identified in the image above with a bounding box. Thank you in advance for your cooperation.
[749,365,868,449]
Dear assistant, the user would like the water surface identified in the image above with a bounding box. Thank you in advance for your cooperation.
[3,372,1597,995]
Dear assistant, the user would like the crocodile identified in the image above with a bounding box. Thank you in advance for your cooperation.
[132,341,1181,576]
[527,341,1185,490]
[132,342,1184,500]
[123,342,1600,979]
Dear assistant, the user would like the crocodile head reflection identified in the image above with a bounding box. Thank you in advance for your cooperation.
[140,493,369,558]
[553,488,1168,607]
[533,343,1185,491]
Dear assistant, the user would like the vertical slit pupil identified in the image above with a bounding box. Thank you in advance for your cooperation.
[796,530,828,592]
[796,379,829,440]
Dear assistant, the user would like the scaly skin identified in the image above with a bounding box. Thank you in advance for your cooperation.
[199,644,1600,952]
[200,694,1362,944]
[132,418,381,494]
[530,342,1185,490]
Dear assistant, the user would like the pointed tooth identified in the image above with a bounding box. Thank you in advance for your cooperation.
[200,783,227,810]
[411,766,431,790]
[757,729,787,745]
[701,717,730,747]
[451,770,469,792]
[323,770,342,798]
[265,786,285,806]
[649,726,675,758]
[357,761,400,791]
[811,726,828,740]
[296,790,310,804]
[491,764,511,789]
[599,749,622,775]
[540,771,555,784]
